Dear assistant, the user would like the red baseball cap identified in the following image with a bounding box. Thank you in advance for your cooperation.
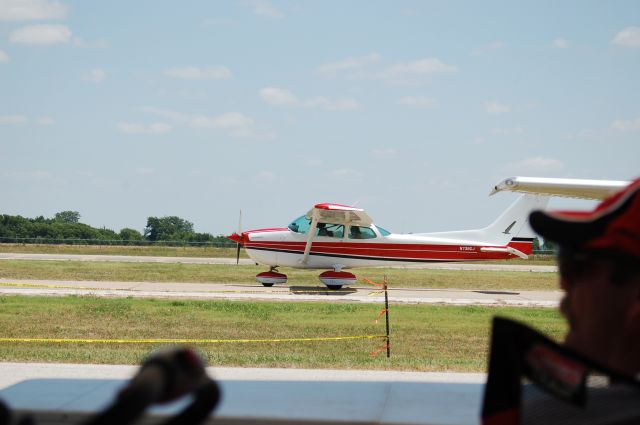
[529,178,640,259]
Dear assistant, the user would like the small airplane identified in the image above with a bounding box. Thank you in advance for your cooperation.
[228,177,630,289]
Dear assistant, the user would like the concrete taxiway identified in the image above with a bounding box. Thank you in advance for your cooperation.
[0,252,561,306]
[0,278,562,307]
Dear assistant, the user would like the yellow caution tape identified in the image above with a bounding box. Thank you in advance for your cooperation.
[0,335,387,344]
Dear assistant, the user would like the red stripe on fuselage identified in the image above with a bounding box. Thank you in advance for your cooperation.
[244,240,518,261]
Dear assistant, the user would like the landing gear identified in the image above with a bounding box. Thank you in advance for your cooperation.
[318,268,356,289]
[256,266,287,287]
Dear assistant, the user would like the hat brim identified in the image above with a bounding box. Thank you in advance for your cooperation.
[529,210,605,246]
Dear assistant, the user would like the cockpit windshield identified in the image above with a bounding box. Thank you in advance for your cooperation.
[288,215,311,234]
[288,215,392,237]
[376,226,391,236]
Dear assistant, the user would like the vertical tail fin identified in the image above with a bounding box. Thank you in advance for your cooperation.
[420,194,549,256]
[484,194,549,253]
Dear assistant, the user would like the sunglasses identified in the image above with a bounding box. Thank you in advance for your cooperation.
[558,250,640,288]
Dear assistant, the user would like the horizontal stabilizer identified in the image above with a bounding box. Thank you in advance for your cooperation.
[481,246,528,259]
[491,176,629,200]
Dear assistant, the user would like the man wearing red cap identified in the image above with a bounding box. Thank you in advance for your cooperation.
[529,177,640,377]
[481,178,640,424]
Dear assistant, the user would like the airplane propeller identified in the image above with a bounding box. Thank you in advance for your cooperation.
[235,210,242,265]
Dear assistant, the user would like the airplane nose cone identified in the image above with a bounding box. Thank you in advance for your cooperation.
[228,232,243,244]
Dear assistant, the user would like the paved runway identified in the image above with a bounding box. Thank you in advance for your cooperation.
[0,278,562,307]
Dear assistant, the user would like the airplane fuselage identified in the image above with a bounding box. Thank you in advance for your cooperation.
[240,227,531,270]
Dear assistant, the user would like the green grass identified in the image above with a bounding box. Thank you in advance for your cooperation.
[0,296,566,371]
[0,260,559,290]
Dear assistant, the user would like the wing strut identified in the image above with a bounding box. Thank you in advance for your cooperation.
[300,217,318,265]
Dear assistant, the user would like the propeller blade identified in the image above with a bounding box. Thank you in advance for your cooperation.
[236,209,243,265]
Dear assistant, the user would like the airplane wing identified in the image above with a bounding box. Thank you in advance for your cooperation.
[305,203,373,226]
[300,203,373,265]
[490,177,630,200]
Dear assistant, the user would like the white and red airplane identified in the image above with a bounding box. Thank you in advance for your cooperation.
[229,177,629,289]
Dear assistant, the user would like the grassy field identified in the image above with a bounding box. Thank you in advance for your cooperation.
[0,244,564,371]
[0,260,559,290]
[0,295,566,371]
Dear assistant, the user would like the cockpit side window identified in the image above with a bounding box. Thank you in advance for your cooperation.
[288,217,345,238]
[316,222,344,238]
[288,215,311,234]
[349,226,376,239]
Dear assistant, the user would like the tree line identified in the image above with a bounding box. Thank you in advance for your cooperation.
[0,211,233,247]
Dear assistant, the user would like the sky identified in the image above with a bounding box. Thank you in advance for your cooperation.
[1,0,639,236]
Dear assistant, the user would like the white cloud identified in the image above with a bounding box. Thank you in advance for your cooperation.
[83,68,106,83]
[36,116,55,125]
[472,41,506,56]
[73,37,109,49]
[165,66,232,80]
[611,117,640,131]
[304,158,323,167]
[0,50,9,62]
[399,96,436,107]
[506,157,564,173]
[553,38,570,49]
[222,176,240,184]
[250,0,283,18]
[485,101,510,115]
[493,127,525,135]
[303,96,360,111]
[3,169,52,180]
[612,26,640,47]
[117,122,171,135]
[384,58,457,76]
[257,170,277,181]
[135,167,155,175]
[260,87,298,105]
[315,53,381,77]
[371,148,397,159]
[330,168,362,180]
[0,0,67,21]
[196,112,254,129]
[260,88,359,111]
[140,107,256,136]
[140,107,191,122]
[0,115,28,124]
[10,24,71,44]
[571,128,601,140]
